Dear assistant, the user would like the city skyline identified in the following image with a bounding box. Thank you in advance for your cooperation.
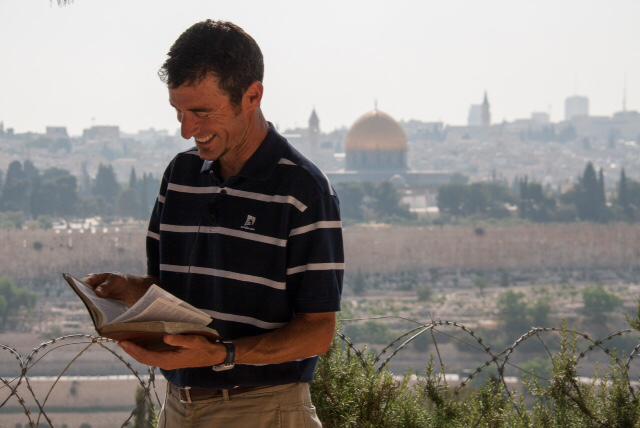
[0,90,633,137]
[1,0,639,134]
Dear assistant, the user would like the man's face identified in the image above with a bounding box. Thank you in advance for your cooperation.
[169,74,248,162]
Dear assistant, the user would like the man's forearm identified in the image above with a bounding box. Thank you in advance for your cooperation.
[233,312,336,366]
[118,312,337,370]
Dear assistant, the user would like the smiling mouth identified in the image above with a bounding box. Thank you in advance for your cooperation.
[195,134,216,145]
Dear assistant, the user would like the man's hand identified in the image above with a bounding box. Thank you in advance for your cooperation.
[83,273,155,307]
[119,313,336,370]
[119,335,226,370]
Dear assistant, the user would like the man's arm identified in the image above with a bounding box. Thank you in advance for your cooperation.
[118,312,336,371]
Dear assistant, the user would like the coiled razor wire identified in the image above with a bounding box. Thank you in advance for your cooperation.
[0,321,638,426]
[338,316,640,425]
[0,334,161,427]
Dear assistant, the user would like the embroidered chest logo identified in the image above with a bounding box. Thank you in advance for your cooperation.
[241,215,256,231]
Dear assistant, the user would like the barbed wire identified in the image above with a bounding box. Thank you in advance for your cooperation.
[0,334,161,427]
[0,319,637,427]
[337,315,640,421]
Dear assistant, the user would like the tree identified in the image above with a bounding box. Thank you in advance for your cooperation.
[597,168,608,221]
[128,167,138,190]
[437,182,512,218]
[496,291,530,337]
[573,162,607,222]
[334,182,413,222]
[582,286,622,320]
[93,163,120,211]
[371,182,413,220]
[616,169,634,220]
[132,386,156,428]
[516,177,556,222]
[528,299,550,326]
[343,321,394,344]
[0,277,36,331]
[30,168,78,217]
[80,161,92,197]
[1,161,28,212]
[118,188,142,218]
[118,167,142,218]
[416,284,432,302]
[437,183,467,216]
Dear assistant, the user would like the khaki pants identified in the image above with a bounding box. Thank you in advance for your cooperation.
[158,383,323,428]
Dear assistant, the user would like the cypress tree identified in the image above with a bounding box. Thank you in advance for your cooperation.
[618,168,632,219]
[597,168,607,222]
[128,167,138,190]
[577,162,599,221]
[94,164,120,215]
[1,161,28,212]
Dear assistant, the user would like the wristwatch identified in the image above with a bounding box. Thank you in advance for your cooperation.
[212,340,236,372]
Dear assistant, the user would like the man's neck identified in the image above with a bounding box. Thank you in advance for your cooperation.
[219,112,269,179]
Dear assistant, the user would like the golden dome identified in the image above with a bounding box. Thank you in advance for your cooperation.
[345,110,408,152]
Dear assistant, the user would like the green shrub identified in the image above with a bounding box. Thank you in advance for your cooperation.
[313,320,640,427]
[582,286,623,319]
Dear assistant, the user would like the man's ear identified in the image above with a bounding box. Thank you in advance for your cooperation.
[242,81,264,113]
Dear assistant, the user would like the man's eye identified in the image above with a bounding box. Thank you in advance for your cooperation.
[194,112,212,119]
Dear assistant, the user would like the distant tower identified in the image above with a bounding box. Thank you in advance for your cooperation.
[308,108,320,148]
[564,95,589,120]
[623,75,628,112]
[481,91,491,127]
[308,108,320,134]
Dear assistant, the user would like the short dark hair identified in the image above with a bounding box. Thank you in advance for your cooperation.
[159,20,264,106]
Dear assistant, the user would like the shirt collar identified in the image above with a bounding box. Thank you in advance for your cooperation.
[200,123,285,181]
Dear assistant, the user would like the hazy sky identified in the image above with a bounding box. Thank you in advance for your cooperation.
[1,0,639,135]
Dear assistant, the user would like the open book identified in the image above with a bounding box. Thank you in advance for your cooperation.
[62,273,219,350]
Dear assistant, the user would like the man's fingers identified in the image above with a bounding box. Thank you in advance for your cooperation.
[82,272,110,288]
[119,341,161,366]
[163,334,210,349]
[82,273,126,299]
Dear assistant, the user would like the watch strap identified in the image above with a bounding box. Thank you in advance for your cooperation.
[212,341,235,372]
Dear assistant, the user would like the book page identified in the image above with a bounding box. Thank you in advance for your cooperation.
[65,275,129,326]
[111,297,213,325]
[143,285,211,317]
[110,284,212,325]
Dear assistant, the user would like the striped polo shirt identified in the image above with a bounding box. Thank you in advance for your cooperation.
[146,124,344,388]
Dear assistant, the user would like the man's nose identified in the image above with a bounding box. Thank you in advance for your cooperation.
[180,114,199,140]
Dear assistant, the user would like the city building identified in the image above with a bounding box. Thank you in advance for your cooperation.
[345,109,408,171]
[327,108,459,189]
[82,125,120,141]
[565,95,589,120]
[308,108,320,149]
[468,105,483,127]
[468,92,491,127]
[531,112,550,125]
[481,92,491,127]
[45,126,69,139]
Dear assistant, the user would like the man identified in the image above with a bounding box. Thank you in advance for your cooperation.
[85,20,343,427]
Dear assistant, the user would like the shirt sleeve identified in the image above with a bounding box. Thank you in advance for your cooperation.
[285,192,344,313]
[146,164,171,278]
